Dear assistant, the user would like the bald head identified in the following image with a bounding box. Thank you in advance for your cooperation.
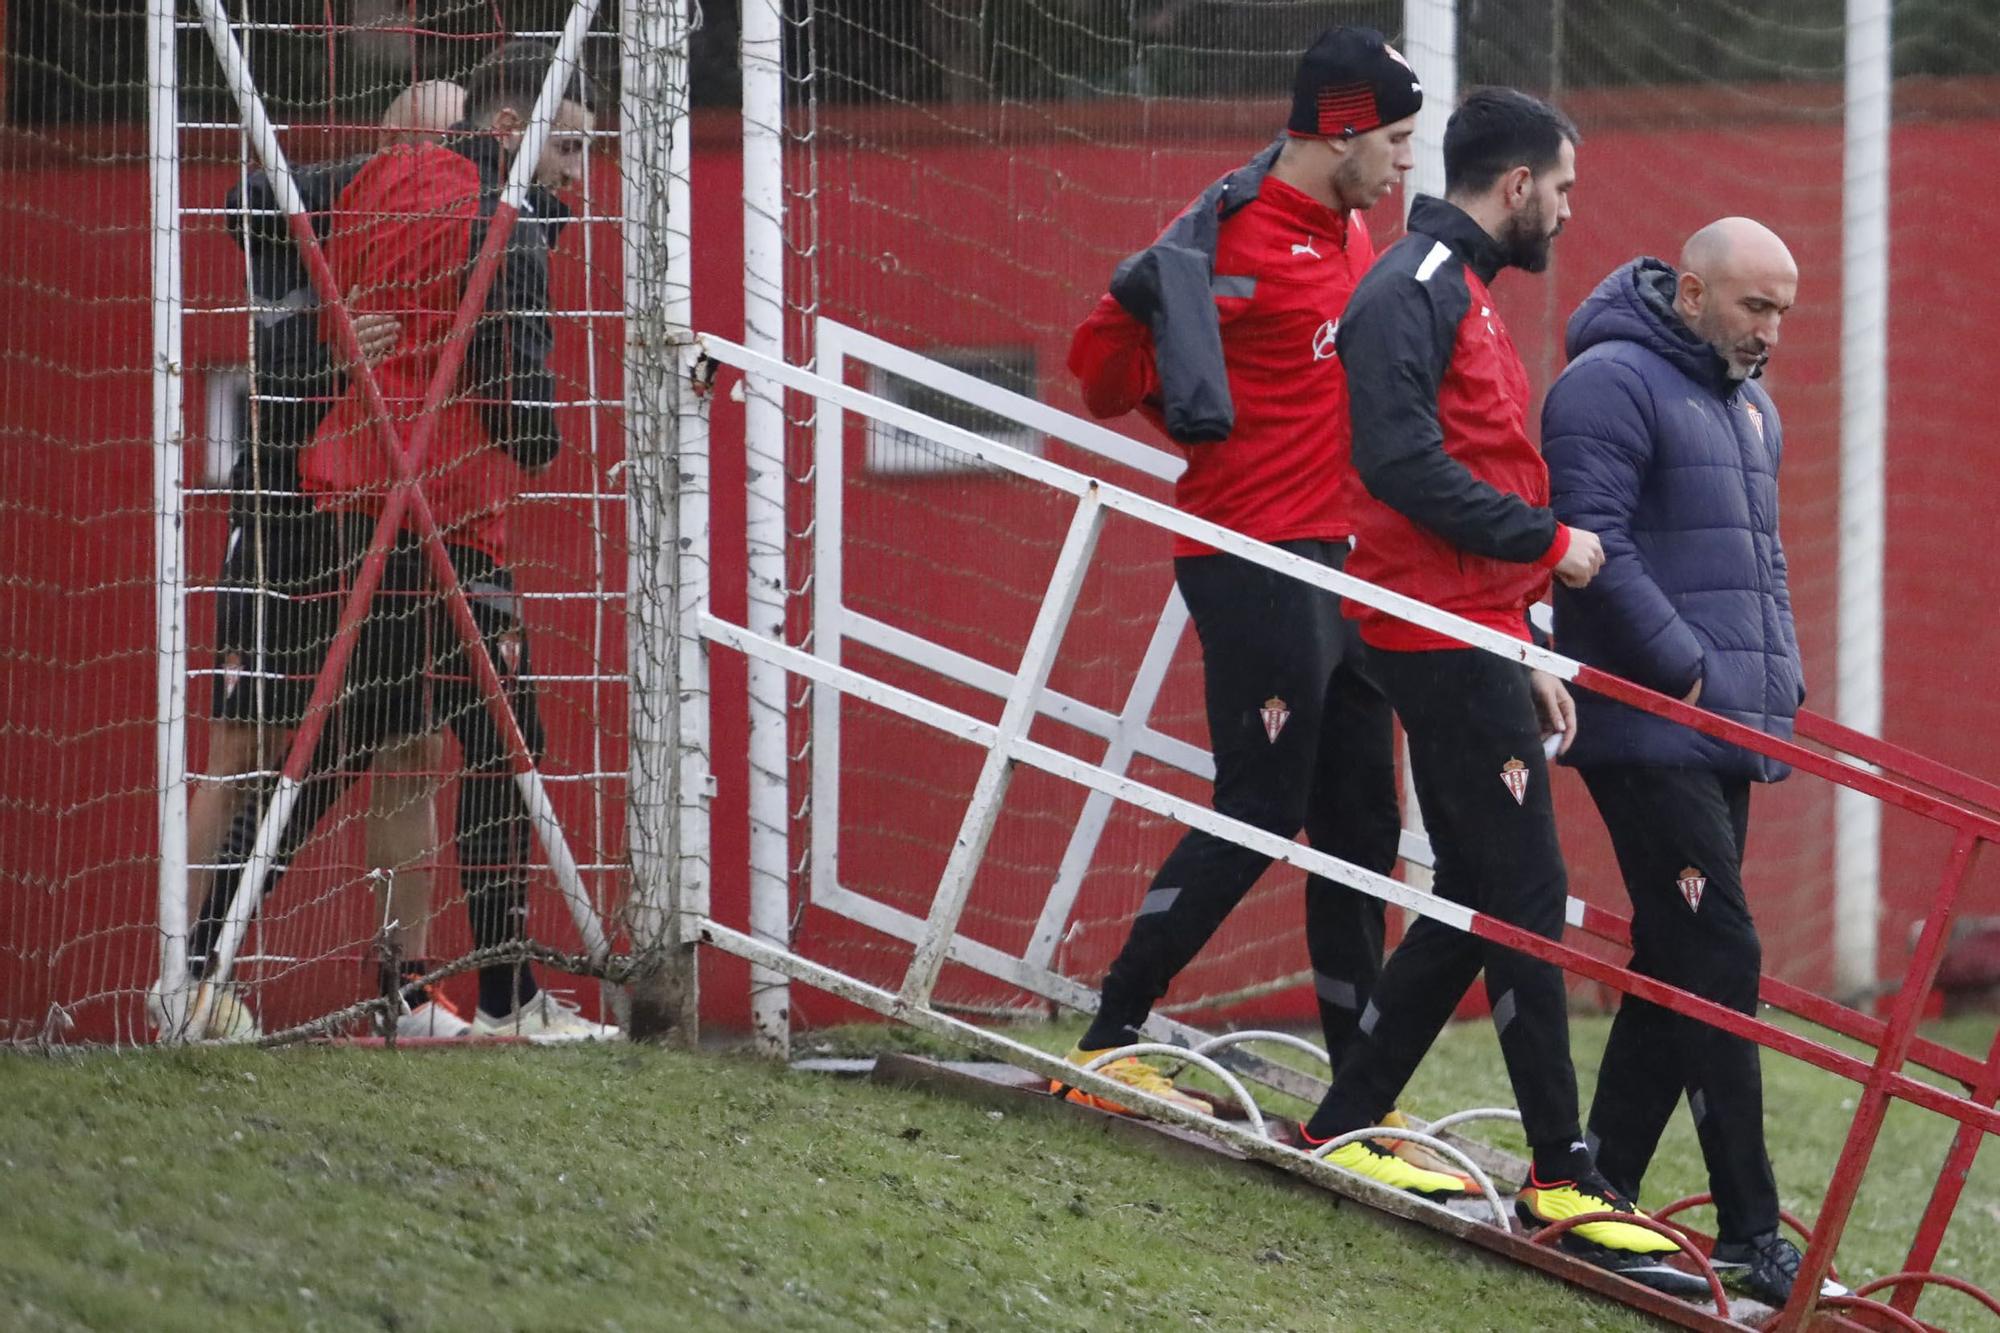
[379,80,466,147]
[1674,217,1798,382]
[1681,217,1796,286]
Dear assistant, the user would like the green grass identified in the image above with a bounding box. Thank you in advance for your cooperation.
[2,1014,1993,1331]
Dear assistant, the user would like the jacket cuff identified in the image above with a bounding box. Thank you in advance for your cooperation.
[1533,522,1571,571]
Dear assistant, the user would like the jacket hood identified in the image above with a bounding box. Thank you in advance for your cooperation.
[1565,257,1738,394]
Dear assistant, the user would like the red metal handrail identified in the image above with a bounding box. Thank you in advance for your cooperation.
[1796,710,2000,818]
[1851,1272,2000,1322]
[1565,899,1991,1093]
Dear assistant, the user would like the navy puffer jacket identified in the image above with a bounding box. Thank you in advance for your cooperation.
[1544,257,1804,781]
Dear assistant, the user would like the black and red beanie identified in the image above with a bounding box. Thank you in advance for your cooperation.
[1286,26,1424,140]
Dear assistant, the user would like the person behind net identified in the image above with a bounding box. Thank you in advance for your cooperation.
[1544,219,1845,1307]
[1061,25,1452,1169]
[1288,88,1711,1296]
[154,81,467,1043]
[198,40,616,1042]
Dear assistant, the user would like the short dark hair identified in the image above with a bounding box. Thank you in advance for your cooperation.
[1443,87,1578,196]
[463,39,594,121]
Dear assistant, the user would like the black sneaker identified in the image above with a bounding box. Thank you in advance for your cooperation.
[1709,1231,1851,1307]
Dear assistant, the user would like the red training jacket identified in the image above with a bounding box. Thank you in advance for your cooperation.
[1336,196,1568,651]
[1068,172,1375,557]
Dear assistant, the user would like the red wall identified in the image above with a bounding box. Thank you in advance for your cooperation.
[4,91,1997,1040]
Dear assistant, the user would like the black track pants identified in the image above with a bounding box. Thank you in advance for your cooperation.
[1085,540,1402,1063]
[1307,648,1582,1155]
[1580,764,1780,1241]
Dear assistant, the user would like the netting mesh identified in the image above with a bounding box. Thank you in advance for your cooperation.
[1,0,667,1045]
[764,0,2000,1028]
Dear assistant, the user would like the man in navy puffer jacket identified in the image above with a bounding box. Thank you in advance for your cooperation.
[1545,218,1837,1308]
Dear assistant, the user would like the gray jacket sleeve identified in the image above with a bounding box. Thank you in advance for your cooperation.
[1107,203,1233,445]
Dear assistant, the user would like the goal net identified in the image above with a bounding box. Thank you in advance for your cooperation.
[1,0,649,1044]
[7,1,2000,1047]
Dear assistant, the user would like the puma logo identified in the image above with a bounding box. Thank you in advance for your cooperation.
[1291,238,1321,259]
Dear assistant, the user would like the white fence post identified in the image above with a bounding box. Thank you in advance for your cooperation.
[742,0,792,1055]
[1025,585,1190,970]
[1836,0,1890,1001]
[809,319,848,910]
[901,490,1108,1006]
[1405,0,1456,210]
[149,0,192,1041]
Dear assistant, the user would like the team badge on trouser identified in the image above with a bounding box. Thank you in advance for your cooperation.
[1677,866,1707,912]
[1261,696,1291,743]
[1500,757,1529,805]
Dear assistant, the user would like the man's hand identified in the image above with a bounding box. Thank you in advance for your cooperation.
[334,289,401,371]
[1683,676,1703,706]
[1530,668,1578,757]
[1552,526,1604,589]
[352,311,400,367]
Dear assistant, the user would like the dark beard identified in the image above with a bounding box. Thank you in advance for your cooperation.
[1503,200,1556,272]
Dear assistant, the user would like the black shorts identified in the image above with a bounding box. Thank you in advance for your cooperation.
[210,504,342,728]
[320,514,534,765]
[328,515,442,754]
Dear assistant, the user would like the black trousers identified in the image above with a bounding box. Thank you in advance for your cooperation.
[1581,765,1780,1242]
[1308,648,1581,1155]
[1086,540,1403,1064]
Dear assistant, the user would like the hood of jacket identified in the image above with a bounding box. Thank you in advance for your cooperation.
[1564,256,1744,397]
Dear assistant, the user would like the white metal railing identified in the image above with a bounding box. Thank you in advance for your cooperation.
[800,318,1441,1071]
[702,327,1597,1100]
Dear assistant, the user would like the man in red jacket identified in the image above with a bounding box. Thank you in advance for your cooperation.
[1291,88,1706,1297]
[1059,27,1426,1153]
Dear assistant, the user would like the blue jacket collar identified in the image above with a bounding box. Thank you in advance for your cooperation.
[1567,256,1743,396]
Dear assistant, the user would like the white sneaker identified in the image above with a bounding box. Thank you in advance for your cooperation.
[394,998,476,1040]
[473,990,620,1043]
[147,977,260,1043]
